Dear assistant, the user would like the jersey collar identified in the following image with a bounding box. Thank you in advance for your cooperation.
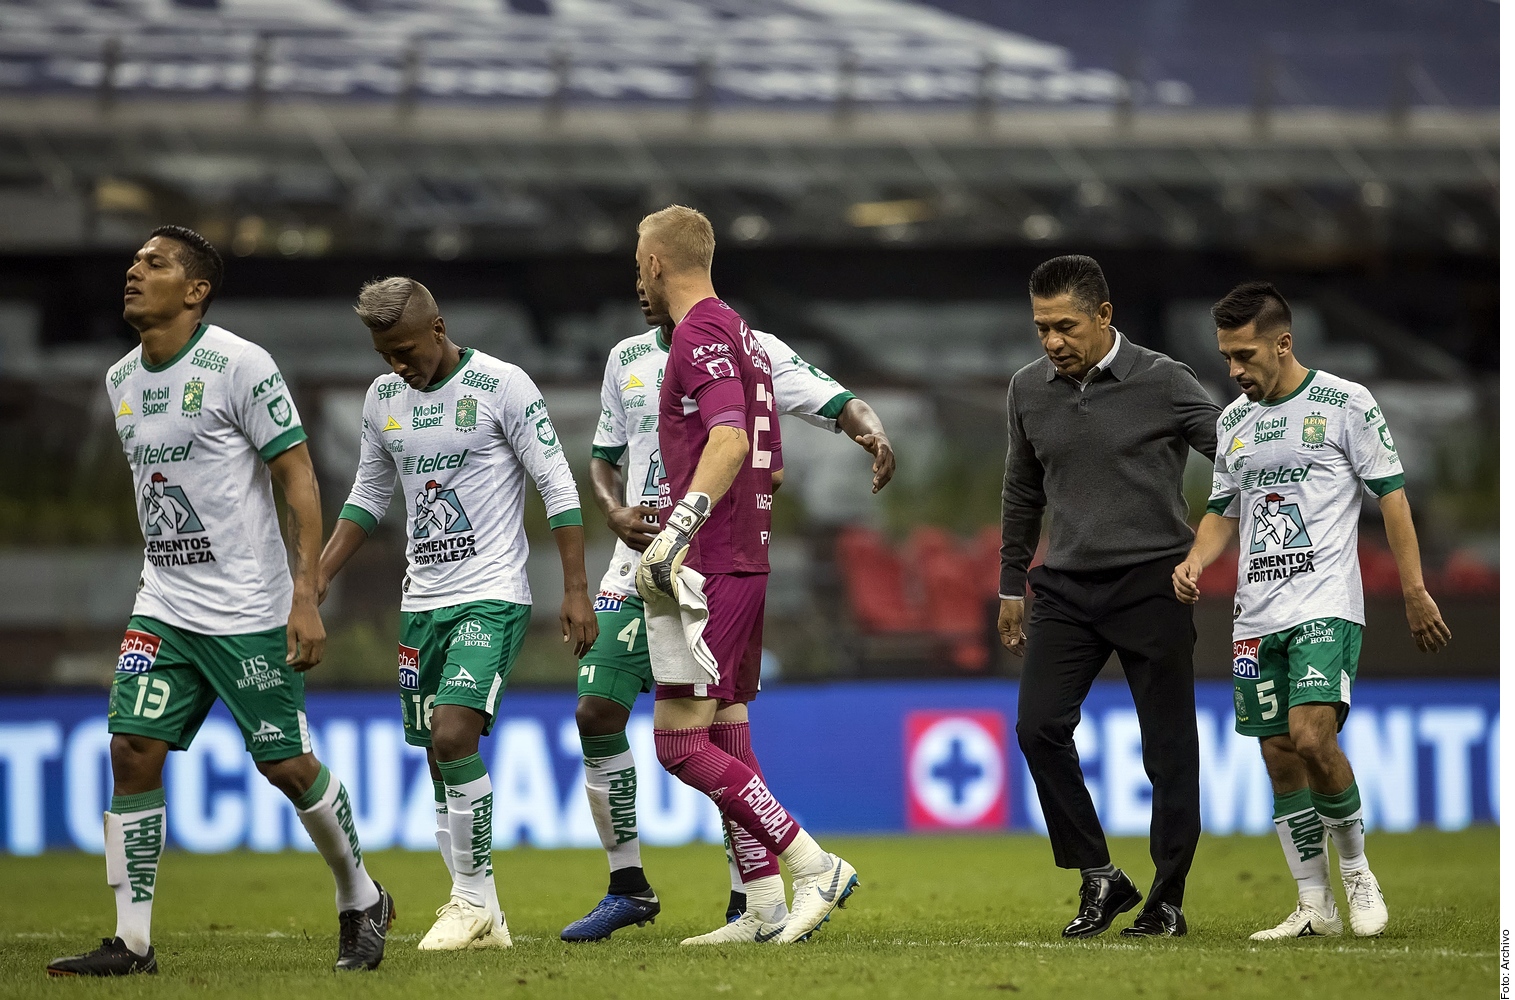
[420,347,474,393]
[1259,369,1316,407]
[140,322,207,373]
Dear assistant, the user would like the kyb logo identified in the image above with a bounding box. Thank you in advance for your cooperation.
[252,372,285,399]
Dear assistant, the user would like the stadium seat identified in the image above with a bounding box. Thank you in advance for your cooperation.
[905,526,989,671]
[835,526,924,634]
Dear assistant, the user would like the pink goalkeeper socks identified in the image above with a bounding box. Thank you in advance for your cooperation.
[710,721,782,882]
[654,726,800,856]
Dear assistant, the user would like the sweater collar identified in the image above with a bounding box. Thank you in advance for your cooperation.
[1044,327,1130,383]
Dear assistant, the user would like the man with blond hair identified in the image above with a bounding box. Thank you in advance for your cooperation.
[634,205,859,946]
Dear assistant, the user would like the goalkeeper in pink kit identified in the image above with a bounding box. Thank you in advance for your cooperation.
[633,205,859,945]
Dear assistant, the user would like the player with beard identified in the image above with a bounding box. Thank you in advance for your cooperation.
[1175,281,1450,940]
[560,275,894,941]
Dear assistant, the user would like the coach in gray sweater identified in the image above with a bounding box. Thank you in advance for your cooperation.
[999,255,1219,939]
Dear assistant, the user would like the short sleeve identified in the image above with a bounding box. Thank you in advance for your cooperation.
[671,313,746,426]
[1206,414,1241,517]
[591,350,629,465]
[230,346,306,463]
[761,331,854,433]
[1346,389,1405,497]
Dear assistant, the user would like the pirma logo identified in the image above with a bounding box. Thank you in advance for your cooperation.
[1232,637,1261,679]
[905,710,1008,830]
[252,720,285,743]
[397,643,420,691]
[117,630,162,674]
[444,665,477,689]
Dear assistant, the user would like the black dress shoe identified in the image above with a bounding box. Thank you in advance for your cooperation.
[1121,902,1188,937]
[1062,869,1142,938]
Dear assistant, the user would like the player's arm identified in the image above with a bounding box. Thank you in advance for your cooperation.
[1379,489,1451,653]
[508,378,597,656]
[1173,512,1239,604]
[1347,392,1449,652]
[319,397,396,603]
[635,338,752,600]
[763,332,896,493]
[997,377,1046,655]
[835,397,895,493]
[268,443,326,670]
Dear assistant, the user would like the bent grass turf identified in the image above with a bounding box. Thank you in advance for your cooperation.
[1,829,1494,999]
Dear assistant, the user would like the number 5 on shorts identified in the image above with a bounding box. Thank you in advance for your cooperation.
[1256,679,1279,721]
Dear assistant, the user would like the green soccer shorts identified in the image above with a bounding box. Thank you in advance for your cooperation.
[398,600,530,747]
[108,616,309,762]
[575,592,653,712]
[1232,617,1362,738]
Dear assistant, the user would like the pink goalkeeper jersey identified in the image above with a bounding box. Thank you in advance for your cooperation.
[658,297,781,575]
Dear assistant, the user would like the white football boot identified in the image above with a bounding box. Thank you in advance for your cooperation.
[1249,896,1343,941]
[1341,869,1389,937]
[680,911,787,946]
[775,854,859,944]
[470,907,513,950]
[418,897,492,951]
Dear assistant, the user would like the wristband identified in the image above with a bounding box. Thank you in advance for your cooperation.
[668,492,711,537]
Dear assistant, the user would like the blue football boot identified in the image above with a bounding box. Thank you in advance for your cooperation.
[560,893,661,942]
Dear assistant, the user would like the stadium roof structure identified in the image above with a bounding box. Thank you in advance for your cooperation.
[0,0,1495,259]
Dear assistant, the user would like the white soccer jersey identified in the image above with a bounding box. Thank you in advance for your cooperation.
[1207,369,1405,638]
[106,323,307,635]
[340,349,581,612]
[590,328,855,599]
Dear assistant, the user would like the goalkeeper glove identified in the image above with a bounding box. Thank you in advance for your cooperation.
[635,492,711,600]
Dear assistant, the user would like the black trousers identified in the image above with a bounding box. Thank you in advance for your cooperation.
[1016,555,1201,909]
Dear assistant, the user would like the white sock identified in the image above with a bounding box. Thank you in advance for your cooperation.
[1314,783,1369,873]
[104,790,165,956]
[745,874,788,923]
[584,744,643,873]
[433,781,455,879]
[439,777,504,928]
[440,754,496,909]
[294,766,380,913]
[778,829,831,879]
[1272,789,1330,905]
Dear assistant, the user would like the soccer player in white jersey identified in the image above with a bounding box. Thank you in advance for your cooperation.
[560,278,895,941]
[317,278,596,951]
[1173,282,1451,940]
[48,227,392,978]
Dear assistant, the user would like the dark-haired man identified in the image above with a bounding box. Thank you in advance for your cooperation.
[1174,281,1449,940]
[999,254,1219,938]
[317,276,596,951]
[48,227,393,978]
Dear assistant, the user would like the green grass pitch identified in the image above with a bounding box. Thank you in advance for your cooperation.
[0,829,1494,999]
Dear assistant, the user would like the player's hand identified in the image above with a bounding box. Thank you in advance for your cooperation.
[997,598,1027,656]
[1173,557,1204,605]
[286,595,326,671]
[561,586,597,658]
[1404,586,1452,653]
[855,432,896,493]
[636,524,692,601]
[607,504,660,552]
[635,493,710,601]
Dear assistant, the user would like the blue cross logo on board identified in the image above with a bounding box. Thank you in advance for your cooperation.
[906,712,1008,829]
